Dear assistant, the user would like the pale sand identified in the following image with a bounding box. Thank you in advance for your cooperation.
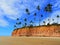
[0,37,60,45]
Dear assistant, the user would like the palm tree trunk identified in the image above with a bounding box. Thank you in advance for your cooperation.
[57,18,58,24]
[39,19,40,26]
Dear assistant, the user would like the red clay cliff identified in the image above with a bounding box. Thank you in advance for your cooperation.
[12,25,60,37]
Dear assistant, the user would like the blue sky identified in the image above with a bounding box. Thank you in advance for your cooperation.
[0,0,60,36]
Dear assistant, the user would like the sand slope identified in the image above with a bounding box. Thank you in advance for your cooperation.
[0,37,60,45]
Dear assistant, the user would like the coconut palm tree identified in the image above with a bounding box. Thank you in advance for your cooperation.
[34,13,37,20]
[39,14,43,26]
[25,8,30,15]
[41,14,43,17]
[48,18,50,25]
[16,18,20,24]
[18,22,22,27]
[16,22,18,25]
[30,20,33,27]
[15,18,20,29]
[14,25,16,27]
[16,18,19,20]
[34,13,37,26]
[24,18,27,27]
[52,19,54,21]
[34,13,37,16]
[24,23,27,27]
[18,22,21,25]
[24,18,27,21]
[43,21,45,25]
[36,5,40,11]
[14,25,17,29]
[52,19,54,23]
[56,15,59,24]
[16,21,22,28]
[44,4,52,12]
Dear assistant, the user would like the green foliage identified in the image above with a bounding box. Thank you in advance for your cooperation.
[24,18,27,21]
[44,4,52,12]
[36,5,40,10]
[25,8,30,15]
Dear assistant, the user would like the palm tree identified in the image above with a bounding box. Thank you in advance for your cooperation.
[34,13,37,26]
[39,14,43,26]
[18,22,22,27]
[43,21,45,25]
[36,5,40,11]
[24,18,27,27]
[52,19,54,23]
[15,18,20,29]
[30,20,33,27]
[56,15,59,24]
[16,18,20,24]
[44,4,52,12]
[25,8,30,15]
[41,14,43,17]
[24,18,27,21]
[16,22,18,25]
[16,18,19,20]
[52,19,54,21]
[47,4,52,12]
[25,23,27,27]
[18,22,21,25]
[34,13,37,16]
[14,25,17,29]
[48,18,50,25]
[16,21,22,28]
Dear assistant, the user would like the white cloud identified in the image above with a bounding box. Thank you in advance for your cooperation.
[0,0,22,19]
[0,0,49,20]
[0,0,21,27]
[52,0,60,10]
[0,0,60,27]
[0,18,9,27]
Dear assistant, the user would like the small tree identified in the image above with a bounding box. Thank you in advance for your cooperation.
[44,4,52,12]
[25,8,30,15]
[48,19,50,25]
[39,14,43,26]
[30,20,33,27]
[16,18,19,20]
[36,5,40,11]
[15,18,20,29]
[34,13,37,26]
[18,22,22,28]
[14,25,17,29]
[25,23,27,27]
[56,15,59,24]
[52,19,54,21]
[52,19,54,24]
[43,21,45,25]
[24,18,27,27]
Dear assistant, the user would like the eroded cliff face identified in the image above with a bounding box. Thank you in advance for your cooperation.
[12,25,60,37]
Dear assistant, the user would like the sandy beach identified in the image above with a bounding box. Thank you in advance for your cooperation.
[0,37,60,45]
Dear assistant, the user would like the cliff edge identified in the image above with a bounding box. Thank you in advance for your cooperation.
[12,25,60,37]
